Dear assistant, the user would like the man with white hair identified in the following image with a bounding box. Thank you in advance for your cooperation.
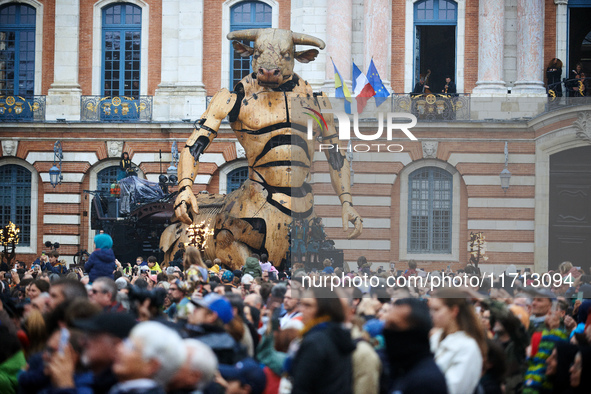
[167,339,218,394]
[110,321,187,393]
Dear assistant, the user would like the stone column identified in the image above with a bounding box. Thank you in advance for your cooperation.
[154,0,206,121]
[512,0,546,95]
[46,0,81,120]
[472,0,506,95]
[555,0,568,82]
[323,0,353,93]
[364,0,391,92]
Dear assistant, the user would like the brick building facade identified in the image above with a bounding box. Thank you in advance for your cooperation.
[1,0,591,273]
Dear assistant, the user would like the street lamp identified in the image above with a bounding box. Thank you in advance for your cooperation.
[49,141,63,188]
[500,141,511,192]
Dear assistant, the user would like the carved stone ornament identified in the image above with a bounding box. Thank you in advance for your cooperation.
[422,141,439,158]
[235,142,246,159]
[573,112,591,144]
[2,140,18,156]
[106,141,124,158]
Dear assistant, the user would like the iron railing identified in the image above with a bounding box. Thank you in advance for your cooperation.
[81,95,153,122]
[391,93,471,121]
[0,95,45,122]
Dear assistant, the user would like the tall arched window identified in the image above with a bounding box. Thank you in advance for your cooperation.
[0,164,31,246]
[227,166,249,193]
[97,166,119,194]
[408,166,452,253]
[102,3,141,97]
[229,1,272,89]
[413,0,457,93]
[0,4,36,96]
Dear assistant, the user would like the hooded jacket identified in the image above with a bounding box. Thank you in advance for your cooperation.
[291,322,355,394]
[85,248,116,283]
[243,257,262,278]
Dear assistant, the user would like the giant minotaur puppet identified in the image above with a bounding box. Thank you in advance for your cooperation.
[161,29,363,269]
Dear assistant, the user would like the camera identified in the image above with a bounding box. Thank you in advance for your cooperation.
[127,285,167,309]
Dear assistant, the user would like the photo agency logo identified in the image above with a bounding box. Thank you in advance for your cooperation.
[303,106,419,153]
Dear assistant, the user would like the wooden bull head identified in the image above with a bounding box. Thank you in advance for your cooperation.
[227,28,325,88]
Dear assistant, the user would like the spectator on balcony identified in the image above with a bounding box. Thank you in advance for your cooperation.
[546,58,563,97]
[442,76,456,95]
[568,63,584,97]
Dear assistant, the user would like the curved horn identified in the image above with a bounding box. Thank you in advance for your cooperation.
[227,29,261,41]
[292,32,326,49]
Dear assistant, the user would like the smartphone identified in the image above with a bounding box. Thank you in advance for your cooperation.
[58,328,70,355]
[151,270,157,275]
[524,268,531,273]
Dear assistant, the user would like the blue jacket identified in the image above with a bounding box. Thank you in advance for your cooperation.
[42,261,68,275]
[85,248,116,283]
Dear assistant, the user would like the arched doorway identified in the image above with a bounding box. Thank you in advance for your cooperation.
[549,145,591,271]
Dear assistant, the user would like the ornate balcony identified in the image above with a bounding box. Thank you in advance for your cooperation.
[81,95,153,122]
[0,95,46,122]
[391,93,471,121]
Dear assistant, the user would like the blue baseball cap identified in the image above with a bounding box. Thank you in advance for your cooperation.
[219,358,267,394]
[190,293,234,324]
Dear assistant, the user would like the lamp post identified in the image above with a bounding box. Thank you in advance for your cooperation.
[49,141,63,188]
[500,141,511,192]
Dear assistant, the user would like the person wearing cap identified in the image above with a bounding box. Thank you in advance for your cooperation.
[185,293,247,365]
[110,321,187,394]
[218,358,267,394]
[70,312,137,394]
[165,279,191,323]
[528,289,556,338]
[85,234,117,283]
[167,338,218,394]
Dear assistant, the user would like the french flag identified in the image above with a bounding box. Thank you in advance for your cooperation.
[352,61,376,114]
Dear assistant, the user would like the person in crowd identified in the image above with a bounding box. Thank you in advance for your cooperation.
[110,321,187,394]
[185,293,246,365]
[71,312,137,394]
[529,290,555,337]
[85,234,117,283]
[289,286,356,394]
[280,287,302,328]
[403,260,418,278]
[243,256,263,279]
[165,279,191,322]
[568,347,591,394]
[42,250,67,276]
[546,58,563,97]
[545,342,578,394]
[48,278,88,312]
[0,322,27,394]
[27,279,50,300]
[218,358,267,394]
[383,298,447,393]
[89,277,126,312]
[429,289,486,394]
[322,258,334,274]
[146,256,162,274]
[167,338,218,394]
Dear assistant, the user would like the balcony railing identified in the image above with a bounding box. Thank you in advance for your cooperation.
[81,95,153,122]
[0,95,45,122]
[391,93,471,121]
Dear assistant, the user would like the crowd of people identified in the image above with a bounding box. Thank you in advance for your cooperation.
[1,233,591,394]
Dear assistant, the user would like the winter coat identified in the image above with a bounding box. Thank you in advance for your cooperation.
[85,248,116,283]
[0,350,26,394]
[291,322,356,394]
[430,329,483,394]
[243,257,262,278]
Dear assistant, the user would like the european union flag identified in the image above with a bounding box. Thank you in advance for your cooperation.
[367,59,389,107]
